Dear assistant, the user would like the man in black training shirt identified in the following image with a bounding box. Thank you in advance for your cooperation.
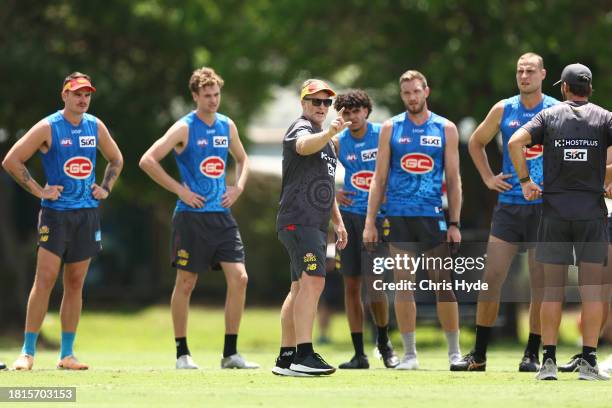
[272,79,348,376]
[509,63,612,381]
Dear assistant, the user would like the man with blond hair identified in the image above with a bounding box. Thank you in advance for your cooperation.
[140,67,258,370]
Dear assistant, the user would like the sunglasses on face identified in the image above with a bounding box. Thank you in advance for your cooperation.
[303,97,333,107]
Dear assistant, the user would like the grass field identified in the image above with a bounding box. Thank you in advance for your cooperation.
[1,306,612,407]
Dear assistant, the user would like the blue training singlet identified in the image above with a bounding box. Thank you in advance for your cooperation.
[174,111,231,213]
[499,94,559,204]
[337,122,381,216]
[386,111,446,217]
[41,111,99,210]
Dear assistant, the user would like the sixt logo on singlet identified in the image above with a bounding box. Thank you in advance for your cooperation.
[563,149,588,161]
[64,156,93,179]
[360,148,377,162]
[200,156,225,178]
[420,136,442,147]
[400,153,434,174]
[351,170,374,192]
[79,136,96,148]
[213,136,228,147]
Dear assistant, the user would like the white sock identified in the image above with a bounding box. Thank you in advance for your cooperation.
[401,332,417,357]
[445,330,461,357]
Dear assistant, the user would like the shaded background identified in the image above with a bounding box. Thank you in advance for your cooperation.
[1,0,611,334]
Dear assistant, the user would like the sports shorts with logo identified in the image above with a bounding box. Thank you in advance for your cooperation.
[536,216,608,265]
[386,216,447,253]
[278,225,326,282]
[37,207,102,263]
[338,210,386,277]
[171,211,245,273]
[490,203,541,251]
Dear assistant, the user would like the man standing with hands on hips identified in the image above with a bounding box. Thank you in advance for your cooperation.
[273,79,348,376]
[509,63,612,381]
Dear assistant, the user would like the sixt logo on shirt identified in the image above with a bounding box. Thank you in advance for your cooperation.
[360,148,377,162]
[60,138,72,146]
[213,136,229,147]
[563,149,587,161]
[79,136,96,148]
[420,136,442,147]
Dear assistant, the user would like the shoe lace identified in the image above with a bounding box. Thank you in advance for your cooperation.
[312,353,329,366]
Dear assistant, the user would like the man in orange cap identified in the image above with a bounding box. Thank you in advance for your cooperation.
[2,72,123,370]
[273,79,348,376]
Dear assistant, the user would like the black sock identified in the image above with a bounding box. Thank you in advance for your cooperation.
[279,346,296,361]
[376,325,389,347]
[582,346,597,367]
[296,342,314,358]
[351,332,365,356]
[175,337,190,359]
[524,333,541,357]
[223,334,238,358]
[474,325,491,361]
[543,345,556,364]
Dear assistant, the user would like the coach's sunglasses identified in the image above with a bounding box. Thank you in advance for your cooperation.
[303,97,333,107]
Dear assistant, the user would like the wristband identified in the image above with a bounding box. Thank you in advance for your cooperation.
[448,221,460,229]
[519,176,531,184]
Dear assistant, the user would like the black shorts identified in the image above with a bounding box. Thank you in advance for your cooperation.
[171,211,245,274]
[608,215,612,242]
[337,211,385,277]
[490,203,541,250]
[278,225,327,282]
[37,207,102,263]
[536,216,608,265]
[386,216,447,253]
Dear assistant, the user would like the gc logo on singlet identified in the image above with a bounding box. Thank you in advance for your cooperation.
[351,170,374,192]
[64,156,93,179]
[400,153,434,174]
[200,156,225,178]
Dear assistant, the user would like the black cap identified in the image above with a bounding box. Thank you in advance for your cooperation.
[553,63,592,86]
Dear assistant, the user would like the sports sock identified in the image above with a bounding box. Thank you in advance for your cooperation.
[223,334,238,358]
[296,343,314,358]
[59,332,76,359]
[582,346,597,367]
[524,332,541,357]
[474,325,491,360]
[376,325,389,347]
[351,332,365,356]
[175,337,190,359]
[21,332,39,357]
[400,332,416,357]
[279,346,296,361]
[542,345,556,364]
[445,330,461,357]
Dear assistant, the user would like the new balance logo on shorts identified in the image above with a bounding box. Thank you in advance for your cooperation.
[563,149,587,161]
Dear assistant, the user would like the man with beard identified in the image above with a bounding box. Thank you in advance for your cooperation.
[363,70,463,370]
[451,53,558,372]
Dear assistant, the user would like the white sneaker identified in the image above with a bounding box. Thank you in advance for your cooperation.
[598,355,612,374]
[176,354,198,369]
[449,352,462,365]
[578,359,610,381]
[535,358,557,380]
[395,354,419,370]
[221,353,260,369]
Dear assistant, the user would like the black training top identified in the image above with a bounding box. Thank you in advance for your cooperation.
[522,101,612,220]
[277,116,337,232]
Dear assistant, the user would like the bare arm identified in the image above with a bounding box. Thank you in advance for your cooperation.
[606,146,612,185]
[222,120,249,207]
[508,128,541,201]
[139,121,205,208]
[1,120,61,200]
[93,119,124,199]
[331,198,347,249]
[295,108,351,155]
[444,121,462,243]
[468,101,512,192]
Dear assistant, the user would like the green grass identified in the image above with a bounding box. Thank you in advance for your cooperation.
[1,306,612,407]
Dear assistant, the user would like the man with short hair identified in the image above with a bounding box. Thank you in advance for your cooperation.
[451,53,558,372]
[509,63,612,381]
[273,79,348,376]
[364,70,463,370]
[2,72,123,370]
[332,89,399,369]
[139,67,258,370]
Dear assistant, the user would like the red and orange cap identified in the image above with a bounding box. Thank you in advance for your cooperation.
[62,77,96,93]
[300,79,336,100]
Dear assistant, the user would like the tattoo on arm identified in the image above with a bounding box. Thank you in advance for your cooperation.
[8,166,33,193]
[100,160,122,191]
